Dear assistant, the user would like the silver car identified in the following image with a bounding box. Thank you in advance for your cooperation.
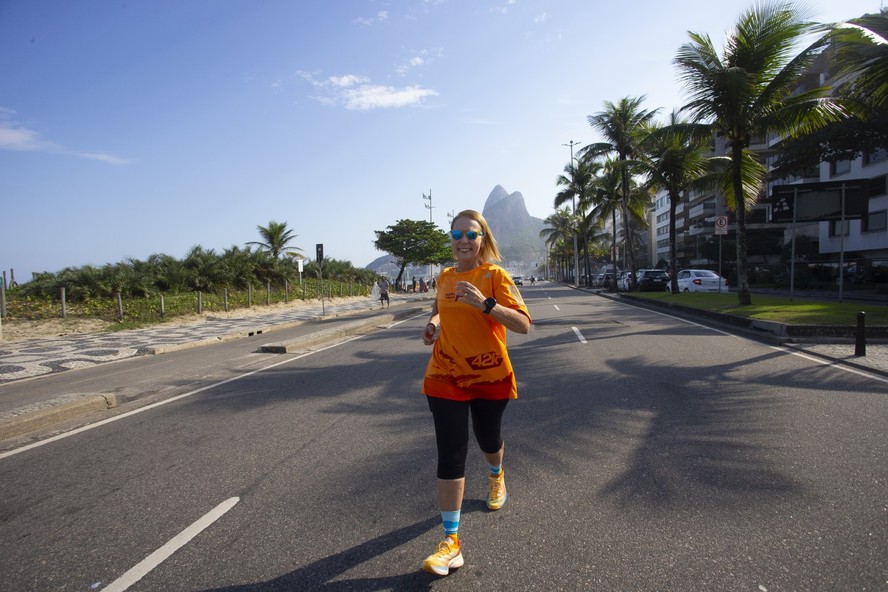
[675,269,728,292]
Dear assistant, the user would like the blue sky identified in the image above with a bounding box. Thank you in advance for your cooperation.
[1,0,881,282]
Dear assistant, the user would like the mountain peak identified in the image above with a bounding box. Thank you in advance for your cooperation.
[480,186,544,268]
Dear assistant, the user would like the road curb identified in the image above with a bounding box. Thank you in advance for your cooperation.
[0,393,118,440]
[259,307,426,353]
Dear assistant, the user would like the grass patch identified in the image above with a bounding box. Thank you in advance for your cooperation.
[629,291,888,325]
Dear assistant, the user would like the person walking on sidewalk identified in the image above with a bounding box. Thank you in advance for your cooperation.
[419,209,532,576]
[377,276,390,308]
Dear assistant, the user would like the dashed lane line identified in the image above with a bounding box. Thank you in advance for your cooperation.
[100,497,240,592]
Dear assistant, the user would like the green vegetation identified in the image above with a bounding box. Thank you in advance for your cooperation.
[5,278,371,329]
[2,220,377,328]
[373,219,452,286]
[629,291,888,325]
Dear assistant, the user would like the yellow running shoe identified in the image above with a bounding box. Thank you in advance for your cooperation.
[422,536,464,576]
[487,467,507,510]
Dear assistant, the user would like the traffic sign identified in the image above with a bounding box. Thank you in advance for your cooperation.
[714,216,728,235]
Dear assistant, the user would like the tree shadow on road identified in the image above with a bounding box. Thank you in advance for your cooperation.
[196,517,439,591]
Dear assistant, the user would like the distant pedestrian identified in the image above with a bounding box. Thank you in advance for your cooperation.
[419,209,531,576]
[377,277,390,308]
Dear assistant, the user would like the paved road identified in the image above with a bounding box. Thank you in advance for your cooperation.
[1,287,886,446]
[1,283,885,591]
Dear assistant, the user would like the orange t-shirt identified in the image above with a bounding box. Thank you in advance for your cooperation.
[423,263,531,401]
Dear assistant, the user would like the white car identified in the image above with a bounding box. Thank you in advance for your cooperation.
[675,269,728,292]
[617,271,633,291]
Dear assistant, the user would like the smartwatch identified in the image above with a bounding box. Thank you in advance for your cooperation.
[483,297,497,314]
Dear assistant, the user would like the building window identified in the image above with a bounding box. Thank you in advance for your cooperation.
[863,210,887,233]
[830,219,851,237]
[830,159,852,176]
[864,147,888,166]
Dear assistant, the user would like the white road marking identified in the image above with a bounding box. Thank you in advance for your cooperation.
[553,305,560,311]
[767,346,888,384]
[571,326,587,343]
[101,497,240,592]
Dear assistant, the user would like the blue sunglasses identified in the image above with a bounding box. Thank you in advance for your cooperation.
[450,230,484,241]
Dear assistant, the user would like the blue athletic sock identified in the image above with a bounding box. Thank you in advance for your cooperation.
[441,510,460,538]
[489,463,502,476]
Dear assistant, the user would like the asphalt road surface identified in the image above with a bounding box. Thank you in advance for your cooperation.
[1,283,886,591]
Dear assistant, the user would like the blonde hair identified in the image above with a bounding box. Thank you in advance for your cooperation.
[451,209,502,263]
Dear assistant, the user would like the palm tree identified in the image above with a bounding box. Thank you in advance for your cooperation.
[218,246,258,290]
[583,159,623,284]
[540,208,576,282]
[637,112,720,293]
[555,159,600,283]
[831,10,888,111]
[182,245,220,292]
[583,97,659,289]
[247,221,303,260]
[674,1,847,304]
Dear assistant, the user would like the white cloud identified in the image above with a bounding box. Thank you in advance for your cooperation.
[491,0,516,15]
[297,72,438,110]
[0,122,47,151]
[355,10,389,27]
[395,47,444,76]
[341,84,438,110]
[328,74,368,87]
[0,107,133,164]
[75,151,134,165]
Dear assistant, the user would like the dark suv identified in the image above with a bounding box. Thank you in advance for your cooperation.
[636,269,670,292]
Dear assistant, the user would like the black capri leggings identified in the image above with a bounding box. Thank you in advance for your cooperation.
[427,396,509,480]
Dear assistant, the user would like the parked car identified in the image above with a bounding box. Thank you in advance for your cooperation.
[617,271,634,291]
[635,269,670,292]
[511,275,524,286]
[675,269,728,292]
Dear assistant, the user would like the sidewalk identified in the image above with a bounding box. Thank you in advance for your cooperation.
[0,292,433,384]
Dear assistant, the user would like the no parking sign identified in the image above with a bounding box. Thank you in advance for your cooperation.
[714,216,728,235]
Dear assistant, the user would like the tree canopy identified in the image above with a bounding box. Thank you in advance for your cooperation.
[374,219,452,286]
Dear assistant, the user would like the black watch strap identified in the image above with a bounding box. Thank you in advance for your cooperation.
[483,297,497,314]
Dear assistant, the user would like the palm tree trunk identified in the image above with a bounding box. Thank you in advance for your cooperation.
[611,209,618,290]
[732,144,752,305]
[621,170,638,289]
[669,192,679,293]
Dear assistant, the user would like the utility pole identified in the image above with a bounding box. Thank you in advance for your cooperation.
[562,141,582,288]
[423,190,434,283]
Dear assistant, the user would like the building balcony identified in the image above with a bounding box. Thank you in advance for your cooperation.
[688,201,716,220]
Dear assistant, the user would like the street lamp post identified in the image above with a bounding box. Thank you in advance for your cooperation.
[423,190,434,282]
[562,140,582,288]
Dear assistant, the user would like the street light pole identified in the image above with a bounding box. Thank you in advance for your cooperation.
[423,190,434,283]
[562,140,582,288]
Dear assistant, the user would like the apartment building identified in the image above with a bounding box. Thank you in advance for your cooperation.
[650,35,888,283]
